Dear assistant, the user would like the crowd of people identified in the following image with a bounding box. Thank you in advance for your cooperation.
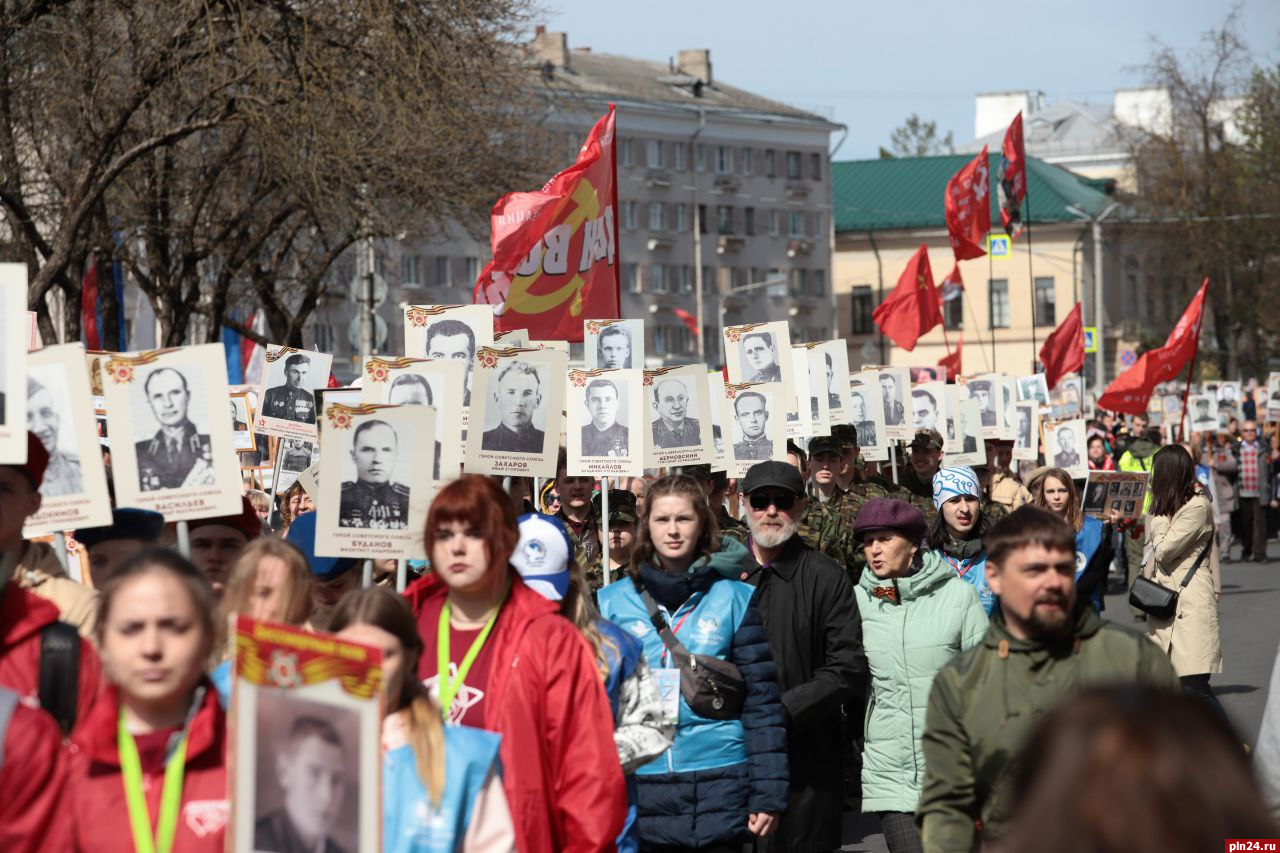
[4,402,1280,852]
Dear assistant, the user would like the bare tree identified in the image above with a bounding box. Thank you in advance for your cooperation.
[882,113,955,159]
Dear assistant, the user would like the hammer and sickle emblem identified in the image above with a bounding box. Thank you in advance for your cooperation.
[505,179,601,317]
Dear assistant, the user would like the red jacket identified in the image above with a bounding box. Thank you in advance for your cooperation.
[0,691,68,852]
[0,584,102,731]
[60,681,229,851]
[405,572,627,853]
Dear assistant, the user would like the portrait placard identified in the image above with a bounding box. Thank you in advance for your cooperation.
[1217,381,1242,411]
[362,356,465,484]
[724,382,786,478]
[1048,375,1083,420]
[706,370,730,472]
[1017,373,1050,409]
[102,344,242,520]
[1012,401,1040,462]
[253,345,333,441]
[947,398,986,467]
[909,366,945,383]
[229,616,382,853]
[723,322,797,422]
[643,364,713,469]
[22,343,112,537]
[850,371,888,462]
[1045,418,1088,479]
[273,438,317,496]
[999,374,1019,440]
[230,393,256,451]
[813,341,853,426]
[403,305,494,410]
[494,328,529,347]
[315,402,433,560]
[963,373,1006,439]
[1268,372,1280,419]
[1080,471,1149,520]
[0,263,30,462]
[786,345,813,439]
[584,319,643,369]
[1187,394,1219,434]
[86,351,108,412]
[803,347,831,440]
[873,366,912,440]
[911,380,947,436]
[943,384,965,453]
[566,368,643,477]
[464,346,567,478]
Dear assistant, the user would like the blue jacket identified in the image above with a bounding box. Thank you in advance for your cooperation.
[597,537,788,848]
[383,725,502,852]
[1075,515,1106,612]
[933,549,995,616]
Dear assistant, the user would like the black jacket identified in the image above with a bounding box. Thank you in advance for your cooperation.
[740,536,866,852]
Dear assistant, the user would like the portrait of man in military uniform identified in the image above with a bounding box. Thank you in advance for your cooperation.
[850,391,877,448]
[134,366,214,491]
[28,373,83,497]
[386,373,443,479]
[969,379,996,427]
[425,319,477,407]
[1015,405,1034,450]
[824,352,842,409]
[338,419,410,529]
[596,325,632,369]
[879,372,905,426]
[732,391,772,461]
[581,378,628,457]
[912,388,939,432]
[651,378,700,449]
[261,353,317,425]
[481,361,545,453]
[281,439,314,473]
[1053,425,1082,469]
[740,332,782,383]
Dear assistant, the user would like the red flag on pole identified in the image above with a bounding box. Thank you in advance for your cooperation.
[872,245,942,352]
[998,112,1027,239]
[938,334,963,380]
[81,256,101,350]
[939,264,964,302]
[474,105,619,341]
[945,147,991,261]
[1098,279,1210,415]
[671,306,700,338]
[1039,302,1084,390]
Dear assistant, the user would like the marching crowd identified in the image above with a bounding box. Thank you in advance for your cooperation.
[6,406,1280,852]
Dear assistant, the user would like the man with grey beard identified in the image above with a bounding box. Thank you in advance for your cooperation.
[736,460,866,853]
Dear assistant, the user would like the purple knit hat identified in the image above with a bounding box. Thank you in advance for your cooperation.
[852,498,927,542]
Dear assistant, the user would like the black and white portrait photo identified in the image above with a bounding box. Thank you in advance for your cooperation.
[384,374,444,479]
[1051,419,1087,474]
[281,439,315,474]
[732,390,773,461]
[912,383,945,433]
[1018,374,1049,406]
[338,419,411,530]
[481,360,545,453]
[878,369,909,436]
[850,389,877,447]
[230,394,256,452]
[133,366,214,492]
[586,320,641,370]
[1189,395,1218,432]
[652,377,700,449]
[740,330,782,383]
[1083,478,1109,515]
[403,305,494,411]
[27,370,82,497]
[581,378,629,457]
[1012,402,1039,462]
[261,353,318,424]
[968,378,997,427]
[707,371,728,463]
[425,318,478,406]
[1217,381,1241,411]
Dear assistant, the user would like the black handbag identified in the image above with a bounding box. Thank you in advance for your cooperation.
[637,585,747,721]
[1128,540,1211,619]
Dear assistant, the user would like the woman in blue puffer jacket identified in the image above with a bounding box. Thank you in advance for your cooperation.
[597,474,789,851]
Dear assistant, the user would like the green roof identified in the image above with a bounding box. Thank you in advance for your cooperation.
[832,152,1112,233]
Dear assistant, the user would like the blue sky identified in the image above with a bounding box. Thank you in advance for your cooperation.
[539,0,1279,159]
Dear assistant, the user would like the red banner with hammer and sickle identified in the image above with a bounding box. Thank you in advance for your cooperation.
[473,105,620,341]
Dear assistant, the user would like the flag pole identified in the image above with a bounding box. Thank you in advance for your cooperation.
[600,477,611,586]
[1175,280,1209,444]
[988,251,997,369]
[1025,191,1038,374]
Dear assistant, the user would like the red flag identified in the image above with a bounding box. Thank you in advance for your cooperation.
[939,264,964,302]
[1098,279,1210,415]
[1039,302,1084,390]
[670,307,700,338]
[938,334,963,380]
[945,147,991,261]
[872,245,942,351]
[81,256,101,350]
[998,113,1027,239]
[474,106,619,341]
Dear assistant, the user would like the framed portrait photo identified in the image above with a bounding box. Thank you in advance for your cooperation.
[229,392,256,452]
[0,263,30,462]
[1012,401,1040,462]
[464,346,567,478]
[403,304,495,410]
[1046,418,1088,479]
[253,345,333,441]
[584,319,643,370]
[643,364,714,469]
[22,343,112,537]
[723,321,798,422]
[872,366,912,441]
[566,368,643,477]
[102,344,242,520]
[963,373,1006,440]
[724,381,786,478]
[362,356,465,484]
[229,616,382,853]
[272,438,317,496]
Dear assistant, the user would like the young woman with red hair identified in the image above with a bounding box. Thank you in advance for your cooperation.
[403,475,626,853]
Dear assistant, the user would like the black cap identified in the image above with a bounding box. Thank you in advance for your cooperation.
[809,436,843,458]
[76,508,165,549]
[675,464,713,479]
[742,460,806,497]
[830,423,859,450]
[592,489,637,523]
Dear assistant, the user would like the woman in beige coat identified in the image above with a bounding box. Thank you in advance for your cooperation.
[1143,444,1223,713]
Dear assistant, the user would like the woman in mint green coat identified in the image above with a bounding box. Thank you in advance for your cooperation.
[852,498,988,853]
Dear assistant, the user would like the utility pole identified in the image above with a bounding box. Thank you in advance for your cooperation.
[690,109,707,361]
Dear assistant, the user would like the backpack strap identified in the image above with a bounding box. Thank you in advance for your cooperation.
[0,687,18,770]
[39,621,81,738]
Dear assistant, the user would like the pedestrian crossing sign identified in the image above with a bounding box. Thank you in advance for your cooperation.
[986,234,1011,259]
[1084,327,1098,353]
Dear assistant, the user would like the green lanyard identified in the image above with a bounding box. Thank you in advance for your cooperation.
[437,590,506,719]
[118,711,189,853]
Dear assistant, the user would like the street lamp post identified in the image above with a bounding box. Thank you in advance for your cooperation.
[1068,202,1120,400]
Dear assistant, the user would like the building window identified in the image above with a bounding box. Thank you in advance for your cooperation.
[850,286,874,334]
[741,147,752,175]
[744,207,755,236]
[732,267,750,290]
[788,210,805,238]
[810,212,824,238]
[715,145,734,175]
[786,151,802,179]
[766,268,786,297]
[649,264,668,294]
[653,325,691,356]
[810,152,822,181]
[677,265,694,293]
[989,279,1010,328]
[789,268,807,296]
[674,203,689,232]
[623,263,640,294]
[767,210,780,237]
[621,139,634,167]
[716,205,734,234]
[1034,277,1056,326]
[695,144,706,172]
[698,204,707,234]
[943,293,963,330]
[621,201,637,230]
[701,265,714,293]
[464,257,478,283]
[764,149,776,178]
[673,142,687,171]
[645,139,664,168]
[649,202,667,231]
[434,256,449,286]
[401,254,422,286]
[811,269,826,296]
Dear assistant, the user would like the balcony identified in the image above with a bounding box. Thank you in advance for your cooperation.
[645,170,672,189]
[786,239,814,258]
[785,182,810,201]
[716,235,745,255]
[712,175,740,193]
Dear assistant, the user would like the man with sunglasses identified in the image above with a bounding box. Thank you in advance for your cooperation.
[1233,420,1275,562]
[735,460,865,853]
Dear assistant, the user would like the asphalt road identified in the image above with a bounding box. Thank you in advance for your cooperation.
[840,552,1280,851]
